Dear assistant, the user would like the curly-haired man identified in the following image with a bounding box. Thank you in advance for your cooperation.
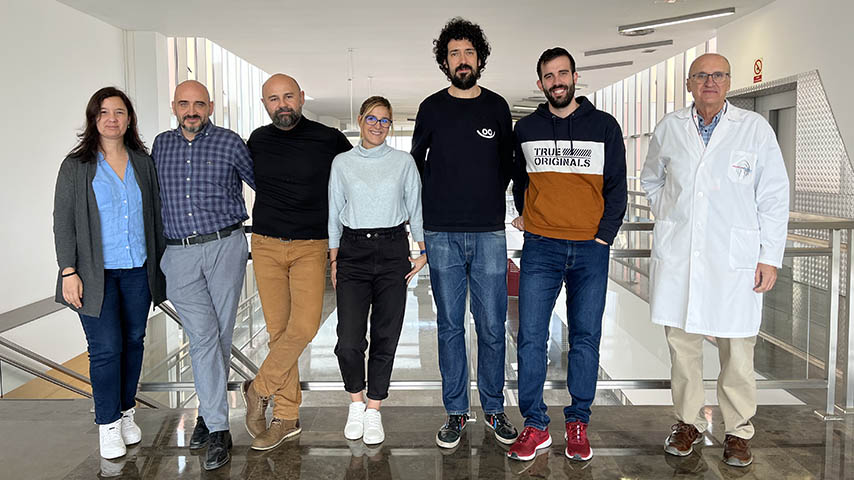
[411,17,518,449]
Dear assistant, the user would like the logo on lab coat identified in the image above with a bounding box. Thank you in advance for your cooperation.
[728,151,756,184]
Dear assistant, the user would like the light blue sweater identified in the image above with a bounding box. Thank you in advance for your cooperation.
[328,142,424,249]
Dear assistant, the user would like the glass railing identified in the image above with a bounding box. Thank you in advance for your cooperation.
[4,212,853,420]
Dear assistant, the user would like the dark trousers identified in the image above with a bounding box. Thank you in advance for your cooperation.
[79,266,151,424]
[335,225,410,401]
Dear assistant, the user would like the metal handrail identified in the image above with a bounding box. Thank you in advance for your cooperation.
[0,336,164,408]
[0,351,93,399]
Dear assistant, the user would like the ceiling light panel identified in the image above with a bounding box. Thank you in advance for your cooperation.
[618,7,736,33]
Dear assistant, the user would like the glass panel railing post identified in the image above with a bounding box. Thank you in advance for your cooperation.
[821,229,841,418]
[846,228,854,411]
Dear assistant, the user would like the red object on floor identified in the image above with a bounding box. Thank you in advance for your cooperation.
[507,258,520,297]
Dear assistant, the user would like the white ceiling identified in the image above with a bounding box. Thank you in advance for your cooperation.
[60,0,773,123]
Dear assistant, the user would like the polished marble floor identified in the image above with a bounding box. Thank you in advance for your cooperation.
[2,399,853,479]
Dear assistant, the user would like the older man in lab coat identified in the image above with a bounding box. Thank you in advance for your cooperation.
[641,53,789,468]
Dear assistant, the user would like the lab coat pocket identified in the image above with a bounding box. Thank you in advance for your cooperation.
[729,227,760,270]
[727,150,757,185]
[652,220,676,260]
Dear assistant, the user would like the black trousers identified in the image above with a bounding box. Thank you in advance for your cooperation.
[335,224,410,401]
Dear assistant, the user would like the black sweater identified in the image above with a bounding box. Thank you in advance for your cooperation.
[410,87,513,232]
[248,118,352,239]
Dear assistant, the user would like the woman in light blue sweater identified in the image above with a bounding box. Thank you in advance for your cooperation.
[328,96,425,445]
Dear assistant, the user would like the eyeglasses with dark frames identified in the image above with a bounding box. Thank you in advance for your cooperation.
[364,115,392,128]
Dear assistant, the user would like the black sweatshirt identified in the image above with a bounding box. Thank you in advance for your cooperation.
[410,87,514,232]
[248,118,352,239]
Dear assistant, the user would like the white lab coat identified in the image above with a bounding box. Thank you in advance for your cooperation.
[641,103,789,338]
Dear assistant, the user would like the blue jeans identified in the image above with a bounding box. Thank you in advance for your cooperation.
[517,233,610,428]
[79,266,151,425]
[424,229,508,415]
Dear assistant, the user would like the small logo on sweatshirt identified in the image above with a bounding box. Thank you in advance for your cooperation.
[476,128,495,139]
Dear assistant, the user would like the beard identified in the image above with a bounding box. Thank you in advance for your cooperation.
[543,82,576,109]
[180,115,206,133]
[449,64,479,90]
[270,107,302,129]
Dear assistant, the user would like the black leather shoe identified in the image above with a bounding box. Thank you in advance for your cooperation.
[189,416,210,450]
[204,430,233,471]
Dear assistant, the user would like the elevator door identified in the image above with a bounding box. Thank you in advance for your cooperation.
[755,89,796,210]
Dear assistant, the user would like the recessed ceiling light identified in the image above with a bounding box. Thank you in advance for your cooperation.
[511,105,537,112]
[618,7,735,33]
[577,61,634,72]
[619,28,655,37]
[585,40,673,56]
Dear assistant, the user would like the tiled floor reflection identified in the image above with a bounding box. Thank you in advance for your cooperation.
[3,400,853,479]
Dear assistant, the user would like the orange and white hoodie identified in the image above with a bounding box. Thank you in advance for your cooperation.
[512,97,627,244]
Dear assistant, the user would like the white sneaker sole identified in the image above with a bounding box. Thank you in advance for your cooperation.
[363,432,385,445]
[565,446,593,461]
[436,433,461,449]
[100,446,127,460]
[486,421,518,445]
[508,436,552,461]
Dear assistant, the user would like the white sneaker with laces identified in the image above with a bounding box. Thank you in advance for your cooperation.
[344,401,366,440]
[362,408,385,445]
[121,408,142,445]
[99,418,127,459]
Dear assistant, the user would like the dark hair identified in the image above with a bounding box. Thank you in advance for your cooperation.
[68,86,147,161]
[537,47,576,79]
[433,17,491,80]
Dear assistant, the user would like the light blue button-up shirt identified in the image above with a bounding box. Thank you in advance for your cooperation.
[695,102,727,146]
[92,152,147,269]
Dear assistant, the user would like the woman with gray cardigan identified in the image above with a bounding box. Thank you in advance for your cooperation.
[53,87,166,460]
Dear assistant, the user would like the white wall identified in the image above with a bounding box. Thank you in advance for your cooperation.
[0,0,126,314]
[717,0,854,157]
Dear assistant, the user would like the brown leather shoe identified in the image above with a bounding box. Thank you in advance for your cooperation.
[664,421,702,456]
[723,434,753,467]
[241,379,268,438]
[250,418,301,451]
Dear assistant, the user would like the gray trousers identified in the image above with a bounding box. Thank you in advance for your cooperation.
[160,232,248,432]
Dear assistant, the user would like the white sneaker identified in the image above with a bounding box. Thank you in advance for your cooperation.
[362,409,384,445]
[99,419,127,459]
[121,408,142,445]
[344,402,366,440]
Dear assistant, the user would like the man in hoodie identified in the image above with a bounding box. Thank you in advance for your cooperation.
[507,47,626,462]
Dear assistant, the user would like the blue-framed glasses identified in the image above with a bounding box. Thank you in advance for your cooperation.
[364,115,392,128]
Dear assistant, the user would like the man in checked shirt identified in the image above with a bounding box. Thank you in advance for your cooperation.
[152,80,255,471]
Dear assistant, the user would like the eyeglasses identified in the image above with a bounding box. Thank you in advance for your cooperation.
[690,71,730,84]
[364,115,392,128]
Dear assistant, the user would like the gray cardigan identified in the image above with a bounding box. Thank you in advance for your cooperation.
[53,149,167,317]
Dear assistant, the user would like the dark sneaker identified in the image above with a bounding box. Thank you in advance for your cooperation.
[189,416,209,450]
[723,434,753,467]
[251,418,301,451]
[664,421,703,456]
[565,421,593,461]
[241,379,269,438]
[485,412,519,445]
[436,414,467,449]
[203,430,232,471]
[507,426,552,461]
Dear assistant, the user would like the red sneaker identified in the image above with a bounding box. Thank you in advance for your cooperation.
[507,426,552,461]
[565,421,592,461]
